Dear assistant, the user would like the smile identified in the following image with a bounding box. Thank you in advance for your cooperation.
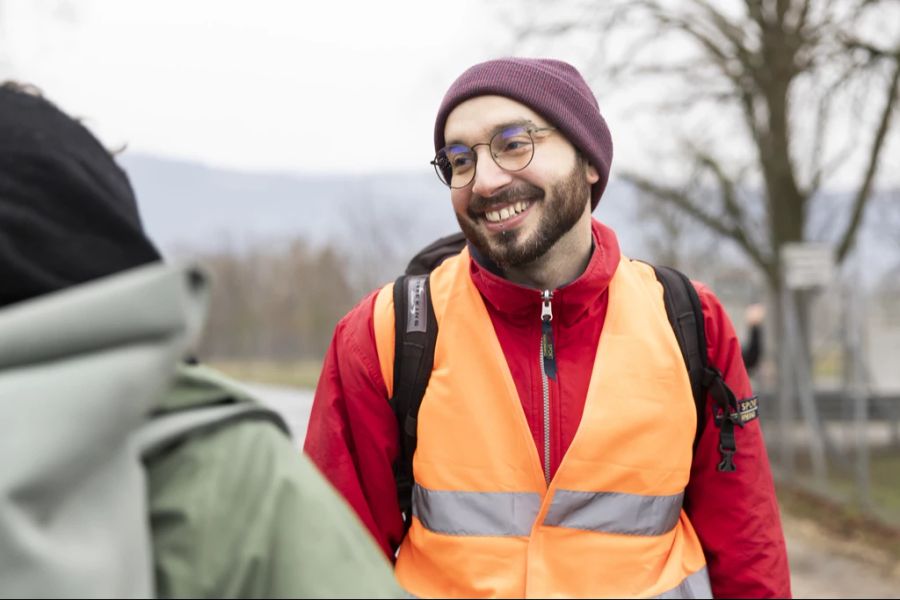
[484,200,533,223]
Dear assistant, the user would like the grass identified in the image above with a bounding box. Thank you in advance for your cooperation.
[812,348,843,379]
[826,451,900,519]
[775,448,900,563]
[777,483,900,565]
[209,359,323,390]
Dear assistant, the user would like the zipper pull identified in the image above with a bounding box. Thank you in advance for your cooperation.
[541,290,557,380]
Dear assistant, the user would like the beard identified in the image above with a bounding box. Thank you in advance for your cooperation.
[456,159,590,269]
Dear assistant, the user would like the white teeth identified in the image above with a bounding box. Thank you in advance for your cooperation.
[484,201,530,224]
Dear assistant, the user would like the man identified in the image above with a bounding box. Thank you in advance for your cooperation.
[0,82,401,598]
[304,58,791,598]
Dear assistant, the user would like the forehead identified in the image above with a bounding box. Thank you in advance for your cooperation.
[444,95,548,143]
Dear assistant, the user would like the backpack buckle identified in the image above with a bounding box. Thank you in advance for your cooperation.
[717,445,736,472]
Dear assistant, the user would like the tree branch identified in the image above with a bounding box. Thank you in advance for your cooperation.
[835,53,900,262]
[744,0,766,29]
[804,56,868,197]
[776,0,791,25]
[647,6,767,144]
[622,170,772,275]
[842,36,898,60]
[796,0,813,32]
[690,0,753,62]
[692,148,748,228]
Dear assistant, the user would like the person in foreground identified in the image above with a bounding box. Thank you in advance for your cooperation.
[0,82,401,598]
[304,58,791,598]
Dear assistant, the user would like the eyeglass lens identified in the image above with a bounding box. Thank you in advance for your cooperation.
[433,124,536,188]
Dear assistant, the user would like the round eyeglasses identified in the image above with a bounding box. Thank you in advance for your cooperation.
[431,124,556,189]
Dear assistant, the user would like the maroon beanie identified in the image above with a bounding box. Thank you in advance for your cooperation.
[434,57,613,209]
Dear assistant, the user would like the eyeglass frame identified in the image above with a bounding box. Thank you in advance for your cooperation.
[430,122,557,189]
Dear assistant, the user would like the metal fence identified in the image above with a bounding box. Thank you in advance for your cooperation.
[750,273,900,526]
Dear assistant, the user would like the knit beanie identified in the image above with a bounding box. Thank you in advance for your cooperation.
[434,58,613,210]
[0,84,161,308]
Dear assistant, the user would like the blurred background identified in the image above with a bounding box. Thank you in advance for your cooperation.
[3,1,899,596]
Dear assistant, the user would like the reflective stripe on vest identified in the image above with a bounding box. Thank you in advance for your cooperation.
[414,483,684,538]
[374,250,710,598]
[655,567,713,599]
[413,485,541,536]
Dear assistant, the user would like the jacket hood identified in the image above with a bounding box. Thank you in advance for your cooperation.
[0,262,207,597]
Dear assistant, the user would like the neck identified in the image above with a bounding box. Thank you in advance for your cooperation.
[503,208,593,290]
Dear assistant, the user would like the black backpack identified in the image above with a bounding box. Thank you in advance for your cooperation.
[390,232,741,526]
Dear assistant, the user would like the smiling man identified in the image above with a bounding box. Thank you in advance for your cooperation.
[304,58,791,598]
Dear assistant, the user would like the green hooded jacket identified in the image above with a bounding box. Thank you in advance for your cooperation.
[0,263,401,598]
[150,362,402,598]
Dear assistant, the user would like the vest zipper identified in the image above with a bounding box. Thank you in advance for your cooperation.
[540,289,556,484]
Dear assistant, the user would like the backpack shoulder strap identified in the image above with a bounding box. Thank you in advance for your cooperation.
[390,273,438,526]
[653,266,708,430]
[405,231,467,276]
[652,265,742,471]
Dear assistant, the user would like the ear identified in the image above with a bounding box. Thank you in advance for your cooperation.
[584,161,600,185]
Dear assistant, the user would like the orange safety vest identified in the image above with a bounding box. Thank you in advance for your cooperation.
[373,249,710,599]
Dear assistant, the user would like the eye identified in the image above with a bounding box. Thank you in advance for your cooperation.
[445,145,475,173]
[492,127,532,156]
[498,139,530,153]
[452,155,472,167]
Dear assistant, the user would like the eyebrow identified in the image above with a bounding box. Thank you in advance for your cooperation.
[446,119,538,147]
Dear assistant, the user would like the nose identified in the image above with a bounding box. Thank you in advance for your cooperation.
[470,147,513,198]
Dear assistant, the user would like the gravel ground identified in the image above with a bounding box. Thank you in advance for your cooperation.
[784,511,900,599]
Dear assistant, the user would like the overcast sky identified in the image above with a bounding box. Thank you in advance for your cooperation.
[2,0,897,192]
[0,0,525,175]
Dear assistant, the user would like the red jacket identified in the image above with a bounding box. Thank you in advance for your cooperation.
[304,220,791,598]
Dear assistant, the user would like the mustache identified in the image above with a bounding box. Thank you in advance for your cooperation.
[468,183,545,215]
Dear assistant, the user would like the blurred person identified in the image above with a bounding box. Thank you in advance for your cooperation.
[304,58,791,598]
[0,82,401,599]
[742,302,766,375]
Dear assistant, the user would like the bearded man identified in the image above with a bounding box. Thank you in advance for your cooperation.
[304,58,791,599]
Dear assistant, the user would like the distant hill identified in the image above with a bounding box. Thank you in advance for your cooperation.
[120,152,648,277]
[120,153,896,290]
[121,153,450,251]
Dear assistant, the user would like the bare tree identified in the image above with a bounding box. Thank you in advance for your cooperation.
[633,189,722,274]
[509,0,900,336]
[193,237,357,363]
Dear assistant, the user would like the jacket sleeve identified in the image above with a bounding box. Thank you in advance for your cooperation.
[148,418,403,598]
[685,283,792,598]
[303,291,407,559]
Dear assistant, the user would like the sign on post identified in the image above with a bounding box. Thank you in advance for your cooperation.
[781,242,834,290]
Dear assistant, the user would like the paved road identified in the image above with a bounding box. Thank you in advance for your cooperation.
[249,383,900,599]
[244,382,313,445]
[784,514,900,599]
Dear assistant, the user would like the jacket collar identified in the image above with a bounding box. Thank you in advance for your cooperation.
[468,219,621,327]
